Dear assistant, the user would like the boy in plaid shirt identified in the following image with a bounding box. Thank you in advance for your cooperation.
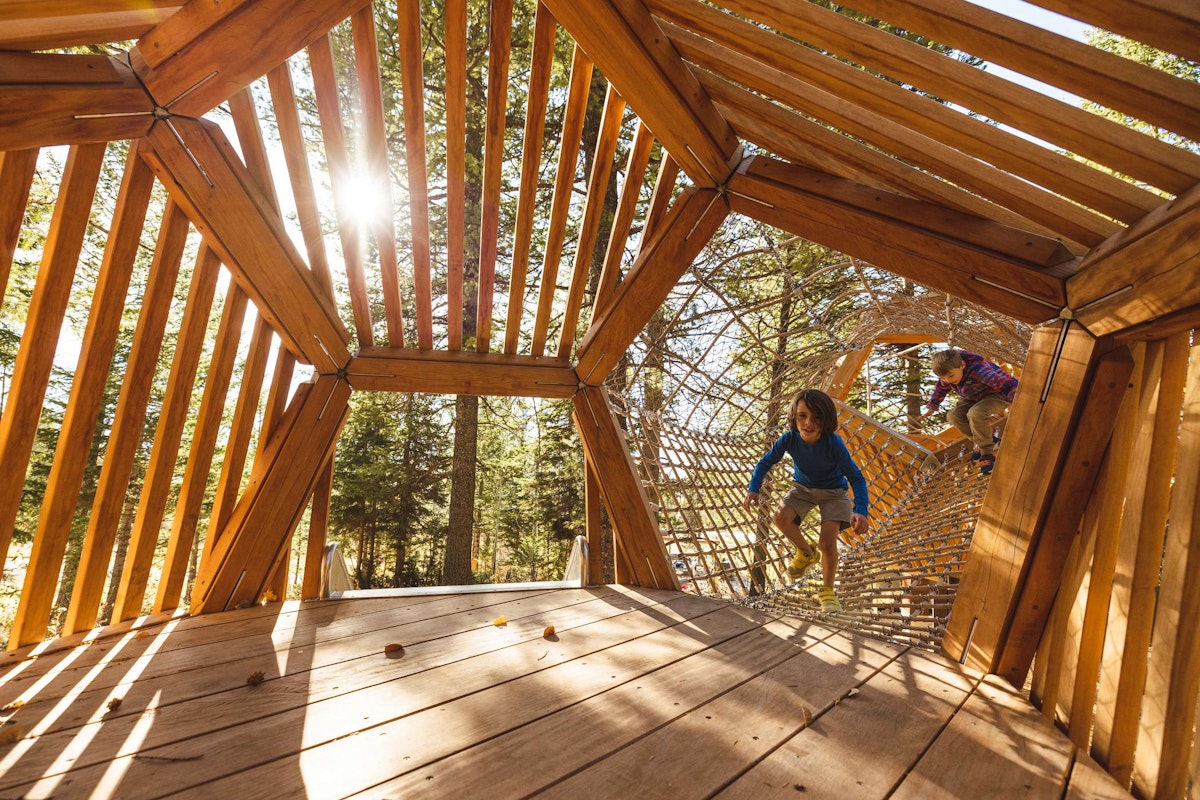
[919,349,1018,475]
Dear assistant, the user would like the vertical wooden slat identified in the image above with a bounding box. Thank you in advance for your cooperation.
[1149,336,1200,800]
[113,244,221,622]
[556,84,625,360]
[0,142,104,582]
[503,2,556,356]
[302,456,334,600]
[308,33,373,347]
[584,457,603,585]
[445,0,467,350]
[531,45,593,357]
[476,0,513,354]
[64,199,191,636]
[8,142,153,649]
[592,120,653,323]
[397,0,433,348]
[0,148,38,294]
[154,283,249,613]
[352,5,404,347]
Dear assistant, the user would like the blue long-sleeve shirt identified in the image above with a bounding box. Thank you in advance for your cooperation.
[748,431,869,517]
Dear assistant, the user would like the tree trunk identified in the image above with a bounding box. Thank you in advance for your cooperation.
[444,394,478,584]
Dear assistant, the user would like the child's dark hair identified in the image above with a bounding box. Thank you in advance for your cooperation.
[787,389,838,437]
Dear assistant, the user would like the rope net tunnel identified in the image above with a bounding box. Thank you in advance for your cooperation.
[604,234,1030,650]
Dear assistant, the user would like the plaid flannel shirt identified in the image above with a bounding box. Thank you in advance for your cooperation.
[926,351,1018,410]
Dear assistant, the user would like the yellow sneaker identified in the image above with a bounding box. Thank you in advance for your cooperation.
[786,549,820,581]
[816,587,842,612]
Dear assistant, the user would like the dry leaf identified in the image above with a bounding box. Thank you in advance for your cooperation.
[384,643,404,655]
[246,671,266,686]
[134,630,151,639]
[107,697,123,712]
[0,724,23,744]
[261,590,277,604]
[492,616,507,627]
[543,626,556,638]
[1,700,25,712]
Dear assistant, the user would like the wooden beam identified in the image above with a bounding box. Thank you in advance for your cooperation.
[397,0,433,348]
[346,348,578,399]
[0,149,38,294]
[943,321,1100,673]
[130,0,371,117]
[541,0,741,186]
[992,344,1134,687]
[557,83,626,359]
[190,375,351,614]
[301,456,334,600]
[826,346,873,401]
[0,53,153,151]
[504,4,558,355]
[141,116,350,372]
[1069,183,1200,338]
[0,143,104,582]
[576,187,727,385]
[593,120,654,322]
[445,0,467,350]
[0,1,182,51]
[727,157,1067,324]
[573,385,677,590]
[64,199,191,635]
[584,459,604,585]
[476,0,514,354]
[8,143,153,649]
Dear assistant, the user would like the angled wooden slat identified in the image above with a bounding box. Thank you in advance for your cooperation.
[476,0,514,354]
[190,375,351,615]
[0,143,104,583]
[503,2,557,356]
[259,347,296,457]
[7,143,153,649]
[445,0,467,350]
[64,199,191,636]
[141,116,351,371]
[827,347,873,402]
[531,45,594,358]
[301,456,334,600]
[112,244,222,623]
[0,53,153,151]
[573,385,677,590]
[657,10,1158,228]
[0,1,182,50]
[592,119,654,322]
[345,348,577,399]
[642,153,679,245]
[266,63,333,300]
[576,187,728,385]
[557,84,626,359]
[308,34,372,347]
[0,148,38,293]
[541,0,740,186]
[841,0,1200,144]
[704,0,1200,196]
[352,5,405,347]
[130,0,371,116]
[1031,0,1200,65]
[154,284,249,614]
[397,0,433,349]
[726,157,1067,324]
[227,88,279,211]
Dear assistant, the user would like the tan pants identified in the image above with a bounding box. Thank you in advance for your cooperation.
[947,395,1008,454]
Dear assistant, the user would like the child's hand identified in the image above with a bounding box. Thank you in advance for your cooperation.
[849,513,867,535]
[743,491,760,512]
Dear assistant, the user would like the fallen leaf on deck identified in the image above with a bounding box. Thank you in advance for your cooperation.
[0,724,23,744]
[384,643,405,657]
[543,626,555,638]
[261,590,277,603]
[493,616,507,626]
[1,700,25,712]
[106,697,123,712]
[246,671,266,686]
[135,630,151,639]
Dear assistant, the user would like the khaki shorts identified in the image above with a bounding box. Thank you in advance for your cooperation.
[781,482,853,525]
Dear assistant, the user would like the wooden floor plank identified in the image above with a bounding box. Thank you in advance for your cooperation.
[715,648,981,799]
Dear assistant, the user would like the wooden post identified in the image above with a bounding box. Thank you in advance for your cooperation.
[302,457,335,601]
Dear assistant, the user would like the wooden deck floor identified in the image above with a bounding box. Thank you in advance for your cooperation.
[0,586,1131,799]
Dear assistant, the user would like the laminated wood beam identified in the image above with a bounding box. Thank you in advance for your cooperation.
[396,0,433,348]
[0,148,38,293]
[445,0,467,350]
[476,0,513,354]
[0,1,182,51]
[531,45,593,358]
[557,84,626,359]
[113,244,221,623]
[0,143,104,581]
[351,5,404,347]
[8,143,154,649]
[129,0,371,117]
[573,386,677,590]
[992,344,1134,688]
[260,348,297,457]
[642,154,679,244]
[308,34,372,347]
[346,348,577,399]
[943,321,1100,673]
[142,116,350,372]
[727,157,1068,324]
[593,120,654,322]
[190,375,351,615]
[669,25,1121,248]
[1068,183,1200,338]
[1031,0,1200,66]
[584,459,604,585]
[0,53,153,151]
[301,457,334,600]
[541,0,741,187]
[504,3,557,356]
[155,283,249,613]
[65,199,191,635]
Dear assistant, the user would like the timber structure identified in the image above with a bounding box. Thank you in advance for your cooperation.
[0,1,1198,798]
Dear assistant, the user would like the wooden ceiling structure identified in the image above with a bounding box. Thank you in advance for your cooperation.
[1,2,1200,780]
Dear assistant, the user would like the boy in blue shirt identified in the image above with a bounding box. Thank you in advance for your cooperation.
[744,389,869,612]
